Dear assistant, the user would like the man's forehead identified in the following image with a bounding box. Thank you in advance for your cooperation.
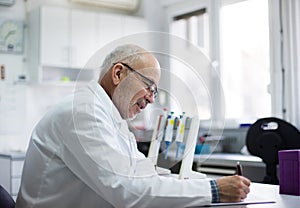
[129,53,161,81]
[135,67,160,83]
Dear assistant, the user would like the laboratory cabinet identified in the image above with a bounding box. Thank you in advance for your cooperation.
[28,5,148,83]
[0,152,25,200]
[40,7,98,69]
[40,6,70,68]
[70,9,98,69]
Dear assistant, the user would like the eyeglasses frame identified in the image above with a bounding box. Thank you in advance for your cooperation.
[113,62,159,98]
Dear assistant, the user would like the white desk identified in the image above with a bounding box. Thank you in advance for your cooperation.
[207,182,300,208]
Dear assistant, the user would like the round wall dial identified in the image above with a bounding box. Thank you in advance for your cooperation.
[0,20,24,53]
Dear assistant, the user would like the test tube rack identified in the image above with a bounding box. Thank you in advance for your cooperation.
[147,113,206,179]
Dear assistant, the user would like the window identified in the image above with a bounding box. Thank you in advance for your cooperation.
[220,0,271,122]
[169,0,271,124]
[170,8,211,119]
[171,8,209,55]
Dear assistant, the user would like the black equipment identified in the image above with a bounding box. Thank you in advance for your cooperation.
[246,117,300,184]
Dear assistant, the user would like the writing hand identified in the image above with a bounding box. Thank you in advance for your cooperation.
[216,175,251,202]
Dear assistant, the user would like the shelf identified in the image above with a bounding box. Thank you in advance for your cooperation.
[41,66,99,83]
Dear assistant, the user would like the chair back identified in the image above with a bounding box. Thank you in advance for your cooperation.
[0,185,15,208]
[246,117,300,184]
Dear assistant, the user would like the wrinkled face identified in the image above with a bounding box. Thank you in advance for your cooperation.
[112,60,160,120]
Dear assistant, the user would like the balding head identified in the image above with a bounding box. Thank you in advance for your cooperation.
[99,44,161,119]
[99,44,153,81]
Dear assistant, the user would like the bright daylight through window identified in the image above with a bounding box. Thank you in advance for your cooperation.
[220,0,271,122]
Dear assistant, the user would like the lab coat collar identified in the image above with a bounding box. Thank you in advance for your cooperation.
[87,80,125,124]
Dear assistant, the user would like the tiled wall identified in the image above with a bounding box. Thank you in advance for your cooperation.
[0,83,75,152]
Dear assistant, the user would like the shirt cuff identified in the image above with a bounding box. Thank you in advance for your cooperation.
[209,180,220,203]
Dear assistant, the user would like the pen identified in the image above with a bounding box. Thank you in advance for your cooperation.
[236,161,243,176]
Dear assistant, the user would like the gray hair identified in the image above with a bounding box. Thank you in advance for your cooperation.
[98,44,148,81]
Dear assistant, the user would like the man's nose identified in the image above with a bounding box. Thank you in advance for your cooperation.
[145,90,155,104]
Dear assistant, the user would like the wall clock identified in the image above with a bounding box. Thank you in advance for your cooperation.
[0,19,24,54]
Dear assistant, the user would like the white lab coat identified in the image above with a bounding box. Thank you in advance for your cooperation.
[15,80,212,208]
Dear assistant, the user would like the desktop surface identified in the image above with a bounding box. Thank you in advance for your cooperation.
[202,182,300,208]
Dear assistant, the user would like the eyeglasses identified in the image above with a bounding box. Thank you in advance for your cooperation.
[114,62,158,98]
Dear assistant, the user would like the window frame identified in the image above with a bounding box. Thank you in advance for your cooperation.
[165,0,224,124]
[279,0,300,127]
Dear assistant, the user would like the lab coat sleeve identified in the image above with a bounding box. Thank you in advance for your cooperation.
[60,103,212,208]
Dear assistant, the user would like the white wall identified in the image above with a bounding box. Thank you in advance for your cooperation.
[0,82,76,152]
[0,1,27,152]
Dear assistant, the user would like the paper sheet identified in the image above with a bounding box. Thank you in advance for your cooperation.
[203,191,276,207]
[205,200,275,207]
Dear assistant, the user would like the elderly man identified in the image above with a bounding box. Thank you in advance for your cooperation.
[16,44,250,208]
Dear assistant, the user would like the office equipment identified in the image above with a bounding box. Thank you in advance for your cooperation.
[198,127,248,154]
[236,161,243,176]
[279,149,300,196]
[246,117,300,184]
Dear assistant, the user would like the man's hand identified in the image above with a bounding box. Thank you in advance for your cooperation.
[216,175,251,202]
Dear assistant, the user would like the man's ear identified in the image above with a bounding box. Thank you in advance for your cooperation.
[112,64,123,85]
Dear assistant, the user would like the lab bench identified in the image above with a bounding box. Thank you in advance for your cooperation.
[0,151,25,200]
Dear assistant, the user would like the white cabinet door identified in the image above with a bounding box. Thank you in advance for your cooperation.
[124,16,149,49]
[97,14,148,50]
[70,9,98,68]
[124,16,147,36]
[40,6,70,67]
[97,13,124,49]
[38,6,147,71]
